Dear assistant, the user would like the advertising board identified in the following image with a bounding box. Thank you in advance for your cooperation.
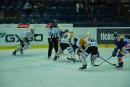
[97,28,130,44]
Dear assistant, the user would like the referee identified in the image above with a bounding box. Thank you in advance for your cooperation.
[47,20,60,60]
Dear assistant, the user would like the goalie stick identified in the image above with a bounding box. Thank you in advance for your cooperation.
[94,56,116,66]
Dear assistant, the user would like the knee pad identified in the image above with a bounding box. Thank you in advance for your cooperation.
[91,54,97,60]
[81,51,89,59]
[23,42,30,50]
[66,45,74,53]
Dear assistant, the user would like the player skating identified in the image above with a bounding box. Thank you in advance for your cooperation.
[53,28,75,61]
[112,32,130,68]
[12,25,37,55]
[76,32,98,70]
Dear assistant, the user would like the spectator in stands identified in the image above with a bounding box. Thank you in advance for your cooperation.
[0,10,4,23]
[4,6,13,23]
[23,1,32,14]
[106,0,113,6]
[83,0,89,13]
[32,1,37,12]
[116,6,123,22]
[76,0,85,13]
[52,0,59,6]
[90,18,97,27]
[87,4,92,14]
[12,7,21,23]
[30,19,36,24]
[36,2,45,15]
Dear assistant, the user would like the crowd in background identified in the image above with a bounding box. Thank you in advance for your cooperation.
[0,0,130,27]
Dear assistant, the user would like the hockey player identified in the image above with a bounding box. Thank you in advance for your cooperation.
[67,37,81,62]
[59,29,69,54]
[77,32,98,70]
[53,28,74,61]
[112,32,130,68]
[12,25,37,55]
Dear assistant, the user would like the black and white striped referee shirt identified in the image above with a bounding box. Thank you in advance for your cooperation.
[47,25,60,39]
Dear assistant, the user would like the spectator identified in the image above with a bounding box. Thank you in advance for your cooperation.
[32,1,37,12]
[90,18,97,27]
[76,0,85,13]
[30,19,36,24]
[106,0,113,6]
[0,10,4,23]
[83,0,89,13]
[12,7,21,23]
[23,1,32,14]
[87,4,93,14]
[4,6,13,23]
[36,2,45,15]
[115,6,123,22]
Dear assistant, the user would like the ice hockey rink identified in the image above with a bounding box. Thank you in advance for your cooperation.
[0,48,130,87]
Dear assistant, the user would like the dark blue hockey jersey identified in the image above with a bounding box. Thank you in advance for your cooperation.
[113,34,130,53]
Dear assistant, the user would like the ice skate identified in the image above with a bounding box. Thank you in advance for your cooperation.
[116,63,123,69]
[53,56,58,61]
[20,49,23,54]
[116,66,123,68]
[12,50,16,55]
[79,64,87,70]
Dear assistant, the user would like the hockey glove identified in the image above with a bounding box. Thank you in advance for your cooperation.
[112,52,116,57]
[34,34,38,37]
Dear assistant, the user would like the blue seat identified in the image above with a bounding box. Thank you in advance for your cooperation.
[4,1,9,6]
[64,10,70,14]
[18,1,24,6]
[11,2,17,6]
[1,5,6,10]
[73,22,80,27]
[33,15,41,19]
[9,6,14,10]
[17,6,23,11]
[57,6,62,10]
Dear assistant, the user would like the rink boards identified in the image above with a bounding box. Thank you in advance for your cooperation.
[0,24,130,50]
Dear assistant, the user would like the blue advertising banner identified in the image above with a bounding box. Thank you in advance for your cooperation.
[97,28,130,44]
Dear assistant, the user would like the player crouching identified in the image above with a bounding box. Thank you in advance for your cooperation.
[12,25,37,55]
[112,32,130,68]
[78,32,98,70]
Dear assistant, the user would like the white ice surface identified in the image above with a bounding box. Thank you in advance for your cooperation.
[0,48,130,87]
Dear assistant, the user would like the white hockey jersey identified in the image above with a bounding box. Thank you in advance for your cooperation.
[20,30,35,41]
[60,32,74,44]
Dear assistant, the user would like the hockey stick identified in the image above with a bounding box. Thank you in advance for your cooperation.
[10,44,19,49]
[94,56,116,66]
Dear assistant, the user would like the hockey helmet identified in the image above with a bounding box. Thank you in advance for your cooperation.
[114,32,120,38]
[29,25,35,32]
[53,20,58,24]
[86,31,91,36]
[64,29,69,33]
